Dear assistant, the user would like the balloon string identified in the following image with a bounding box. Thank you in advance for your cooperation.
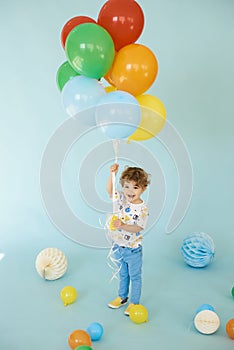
[112,139,120,214]
[99,140,122,283]
[112,172,117,214]
[99,216,121,283]
[106,244,121,283]
[109,139,121,281]
[112,139,120,164]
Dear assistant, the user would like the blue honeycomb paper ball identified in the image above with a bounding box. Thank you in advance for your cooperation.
[181,232,215,268]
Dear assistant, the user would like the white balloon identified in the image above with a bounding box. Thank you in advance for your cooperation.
[35,248,68,280]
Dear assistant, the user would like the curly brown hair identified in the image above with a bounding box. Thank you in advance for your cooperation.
[120,167,150,189]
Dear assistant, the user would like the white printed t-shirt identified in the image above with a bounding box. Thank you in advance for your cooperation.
[109,191,149,248]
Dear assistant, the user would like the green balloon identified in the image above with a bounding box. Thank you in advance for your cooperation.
[232,286,234,298]
[56,61,80,91]
[65,23,115,79]
[74,346,92,350]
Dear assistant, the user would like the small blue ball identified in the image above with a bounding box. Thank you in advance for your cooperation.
[86,322,104,341]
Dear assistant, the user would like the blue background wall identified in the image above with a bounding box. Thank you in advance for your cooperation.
[1,1,234,349]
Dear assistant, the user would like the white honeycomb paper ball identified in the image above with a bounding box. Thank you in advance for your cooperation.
[35,247,68,280]
[194,310,220,335]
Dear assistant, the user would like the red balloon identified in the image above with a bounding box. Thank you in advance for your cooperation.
[97,0,144,51]
[61,16,96,49]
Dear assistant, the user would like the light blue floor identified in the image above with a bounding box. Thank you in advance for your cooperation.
[1,1,234,349]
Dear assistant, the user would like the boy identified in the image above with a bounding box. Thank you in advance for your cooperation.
[106,163,150,315]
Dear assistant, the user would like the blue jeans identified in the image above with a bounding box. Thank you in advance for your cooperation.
[113,245,142,304]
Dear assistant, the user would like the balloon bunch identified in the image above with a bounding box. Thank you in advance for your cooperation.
[56,0,166,141]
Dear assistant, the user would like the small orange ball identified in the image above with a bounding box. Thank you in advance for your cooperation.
[226,319,234,339]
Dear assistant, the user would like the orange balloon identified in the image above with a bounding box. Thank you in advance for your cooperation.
[68,330,92,349]
[108,44,158,96]
[104,70,115,86]
[226,319,234,339]
[104,50,117,85]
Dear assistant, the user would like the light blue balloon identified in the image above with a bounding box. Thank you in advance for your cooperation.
[181,232,215,268]
[86,322,104,341]
[95,91,141,139]
[61,76,106,124]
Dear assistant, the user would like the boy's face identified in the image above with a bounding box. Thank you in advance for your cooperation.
[123,180,145,204]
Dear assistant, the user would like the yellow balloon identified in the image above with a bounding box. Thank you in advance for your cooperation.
[129,304,149,324]
[128,94,166,142]
[105,85,116,93]
[60,286,77,306]
[109,215,119,230]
